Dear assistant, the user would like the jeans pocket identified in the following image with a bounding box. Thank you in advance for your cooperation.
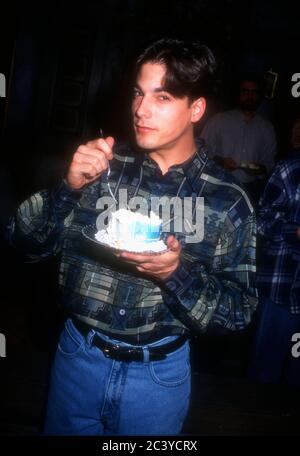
[57,320,86,358]
[149,343,190,387]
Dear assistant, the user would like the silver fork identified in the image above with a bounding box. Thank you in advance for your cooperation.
[100,129,117,204]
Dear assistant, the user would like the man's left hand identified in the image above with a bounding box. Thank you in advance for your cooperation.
[119,235,181,281]
[243,163,266,175]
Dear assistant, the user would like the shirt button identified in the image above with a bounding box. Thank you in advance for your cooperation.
[119,309,126,316]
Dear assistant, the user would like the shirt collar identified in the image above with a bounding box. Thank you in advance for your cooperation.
[141,137,208,191]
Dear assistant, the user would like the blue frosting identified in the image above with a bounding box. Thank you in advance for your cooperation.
[134,220,162,243]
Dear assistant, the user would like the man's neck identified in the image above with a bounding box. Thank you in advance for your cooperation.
[148,136,197,175]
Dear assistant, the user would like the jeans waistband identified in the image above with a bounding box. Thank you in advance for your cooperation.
[71,318,188,363]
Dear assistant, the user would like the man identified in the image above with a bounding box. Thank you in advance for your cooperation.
[202,75,277,205]
[8,39,257,435]
[249,116,300,385]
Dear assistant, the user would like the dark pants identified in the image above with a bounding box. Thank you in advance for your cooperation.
[248,297,300,385]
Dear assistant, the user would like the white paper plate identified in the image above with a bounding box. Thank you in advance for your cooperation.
[82,225,168,255]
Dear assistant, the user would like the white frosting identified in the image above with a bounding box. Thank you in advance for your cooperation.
[95,209,166,253]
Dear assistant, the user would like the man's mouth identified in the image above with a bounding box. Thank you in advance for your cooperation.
[135,125,156,133]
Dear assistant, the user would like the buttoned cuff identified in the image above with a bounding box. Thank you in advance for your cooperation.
[52,179,82,213]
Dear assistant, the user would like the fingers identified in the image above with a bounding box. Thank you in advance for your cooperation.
[74,147,108,174]
[120,237,180,264]
[67,136,115,190]
[136,263,161,272]
[120,252,155,264]
[86,136,114,160]
[137,262,156,269]
[70,161,100,179]
[166,235,181,252]
[119,239,180,280]
[105,136,115,151]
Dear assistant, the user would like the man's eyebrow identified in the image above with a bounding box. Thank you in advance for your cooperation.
[134,84,169,93]
[153,87,169,93]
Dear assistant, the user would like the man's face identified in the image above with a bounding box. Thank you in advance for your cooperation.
[132,62,197,151]
[238,80,260,112]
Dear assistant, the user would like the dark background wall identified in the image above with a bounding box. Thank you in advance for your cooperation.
[0,0,300,436]
[1,0,300,200]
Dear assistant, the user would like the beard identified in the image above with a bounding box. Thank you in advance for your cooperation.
[239,100,259,112]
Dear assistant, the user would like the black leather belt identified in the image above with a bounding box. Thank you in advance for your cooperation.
[72,318,187,363]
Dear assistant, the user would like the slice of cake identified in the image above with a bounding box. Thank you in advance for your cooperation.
[95,208,166,253]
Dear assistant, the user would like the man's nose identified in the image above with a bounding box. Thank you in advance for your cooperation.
[134,96,151,118]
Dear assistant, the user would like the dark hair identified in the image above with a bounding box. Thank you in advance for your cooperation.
[135,38,217,101]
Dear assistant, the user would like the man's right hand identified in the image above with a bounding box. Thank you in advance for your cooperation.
[213,155,238,171]
[66,136,115,190]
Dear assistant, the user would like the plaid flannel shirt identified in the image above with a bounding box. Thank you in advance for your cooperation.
[257,151,300,314]
[8,139,257,343]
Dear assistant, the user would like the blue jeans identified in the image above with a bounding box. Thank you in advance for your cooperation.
[44,319,191,435]
[249,297,300,385]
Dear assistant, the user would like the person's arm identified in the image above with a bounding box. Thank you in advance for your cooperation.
[258,161,300,244]
[162,195,257,334]
[7,136,115,262]
[7,181,82,262]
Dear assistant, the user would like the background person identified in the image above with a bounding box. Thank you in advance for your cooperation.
[249,116,300,386]
[202,74,277,206]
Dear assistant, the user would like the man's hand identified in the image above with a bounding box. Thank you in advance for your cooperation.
[242,163,266,176]
[213,155,238,171]
[119,235,181,281]
[66,137,115,190]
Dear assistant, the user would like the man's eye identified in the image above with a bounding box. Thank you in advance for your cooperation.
[133,89,142,97]
[158,95,170,101]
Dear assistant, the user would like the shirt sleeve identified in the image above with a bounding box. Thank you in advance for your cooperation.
[7,180,81,262]
[161,194,258,334]
[258,161,300,244]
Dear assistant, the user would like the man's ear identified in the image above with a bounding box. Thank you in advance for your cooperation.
[191,97,206,123]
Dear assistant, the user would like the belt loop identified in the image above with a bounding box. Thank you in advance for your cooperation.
[86,329,96,347]
[142,346,150,363]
